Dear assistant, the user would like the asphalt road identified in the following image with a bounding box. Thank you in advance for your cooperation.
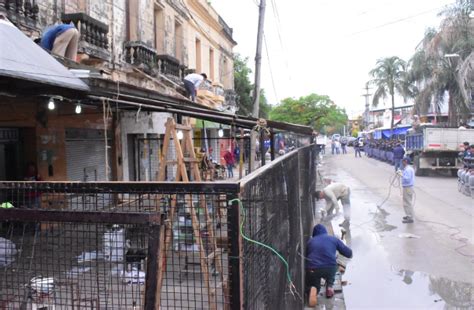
[312,147,473,309]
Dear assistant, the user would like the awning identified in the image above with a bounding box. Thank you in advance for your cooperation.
[85,78,314,136]
[0,19,90,95]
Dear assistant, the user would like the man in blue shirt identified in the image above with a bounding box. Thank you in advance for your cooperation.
[393,142,405,171]
[306,224,352,306]
[40,24,79,60]
[398,157,415,223]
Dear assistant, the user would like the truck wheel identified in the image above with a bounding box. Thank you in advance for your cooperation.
[414,156,426,176]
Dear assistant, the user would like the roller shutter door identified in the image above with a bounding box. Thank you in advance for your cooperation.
[65,129,111,181]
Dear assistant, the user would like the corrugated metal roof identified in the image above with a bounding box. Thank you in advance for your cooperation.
[0,19,90,93]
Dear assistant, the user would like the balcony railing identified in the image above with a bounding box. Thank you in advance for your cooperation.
[224,89,238,106]
[157,54,185,81]
[61,13,110,61]
[124,41,158,74]
[0,0,39,30]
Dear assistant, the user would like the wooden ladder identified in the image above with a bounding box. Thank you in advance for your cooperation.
[155,117,224,310]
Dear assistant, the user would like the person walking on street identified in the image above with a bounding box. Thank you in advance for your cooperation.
[398,157,415,223]
[340,136,347,154]
[183,73,207,101]
[393,142,405,171]
[335,139,341,154]
[223,149,235,178]
[314,182,351,227]
[331,139,336,155]
[306,224,353,306]
[354,138,362,157]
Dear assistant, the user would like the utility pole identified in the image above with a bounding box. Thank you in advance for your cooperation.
[361,84,372,130]
[249,0,266,172]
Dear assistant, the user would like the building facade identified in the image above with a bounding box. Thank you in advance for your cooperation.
[0,0,237,182]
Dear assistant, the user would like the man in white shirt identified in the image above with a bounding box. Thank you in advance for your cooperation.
[314,182,351,227]
[183,73,207,101]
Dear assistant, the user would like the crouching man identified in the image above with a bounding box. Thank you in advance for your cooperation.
[314,182,351,227]
[306,224,353,307]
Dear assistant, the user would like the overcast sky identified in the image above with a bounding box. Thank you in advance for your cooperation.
[211,0,454,118]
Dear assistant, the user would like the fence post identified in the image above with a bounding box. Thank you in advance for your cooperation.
[145,223,162,310]
[228,194,243,310]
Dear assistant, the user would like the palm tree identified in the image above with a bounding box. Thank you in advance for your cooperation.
[369,56,409,130]
[408,0,473,126]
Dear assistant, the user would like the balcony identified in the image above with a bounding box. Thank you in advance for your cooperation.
[124,41,158,75]
[224,89,238,114]
[0,0,39,31]
[157,54,185,82]
[61,13,109,62]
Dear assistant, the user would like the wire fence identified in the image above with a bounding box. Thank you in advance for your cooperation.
[0,144,317,309]
[239,145,318,309]
[0,182,240,310]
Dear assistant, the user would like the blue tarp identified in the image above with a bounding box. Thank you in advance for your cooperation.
[376,126,411,139]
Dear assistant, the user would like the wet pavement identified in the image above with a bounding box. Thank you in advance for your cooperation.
[308,149,474,309]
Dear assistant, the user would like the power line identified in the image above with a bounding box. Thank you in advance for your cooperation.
[347,5,452,37]
[269,0,291,82]
[263,33,279,104]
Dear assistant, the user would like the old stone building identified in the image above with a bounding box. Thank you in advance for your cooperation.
[0,0,237,182]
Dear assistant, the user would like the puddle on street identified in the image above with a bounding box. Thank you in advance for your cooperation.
[317,161,473,309]
[340,224,474,309]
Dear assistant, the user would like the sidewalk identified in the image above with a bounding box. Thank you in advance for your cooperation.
[304,153,348,310]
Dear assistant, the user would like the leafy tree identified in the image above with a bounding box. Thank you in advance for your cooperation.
[269,93,348,133]
[233,54,270,118]
[407,0,473,126]
[369,56,409,130]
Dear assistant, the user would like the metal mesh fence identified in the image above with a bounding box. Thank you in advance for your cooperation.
[239,145,318,309]
[0,182,240,310]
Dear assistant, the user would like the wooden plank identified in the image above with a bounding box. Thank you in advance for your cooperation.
[0,209,161,225]
[175,124,192,131]
[144,224,162,310]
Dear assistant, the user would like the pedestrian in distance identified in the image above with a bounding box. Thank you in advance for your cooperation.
[393,142,405,171]
[354,138,362,157]
[183,73,207,101]
[335,139,341,154]
[340,136,348,154]
[38,23,79,61]
[306,224,353,306]
[223,149,235,178]
[397,157,415,223]
[331,139,336,155]
[314,182,351,227]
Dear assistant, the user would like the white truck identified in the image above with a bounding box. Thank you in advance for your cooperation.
[405,127,474,176]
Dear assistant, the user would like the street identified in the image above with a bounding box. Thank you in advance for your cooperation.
[314,147,473,309]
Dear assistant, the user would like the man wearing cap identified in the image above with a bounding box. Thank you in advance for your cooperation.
[397,157,415,223]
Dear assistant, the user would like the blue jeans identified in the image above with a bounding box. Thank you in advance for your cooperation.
[227,164,233,178]
[394,158,402,171]
[183,79,196,101]
[306,266,338,293]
